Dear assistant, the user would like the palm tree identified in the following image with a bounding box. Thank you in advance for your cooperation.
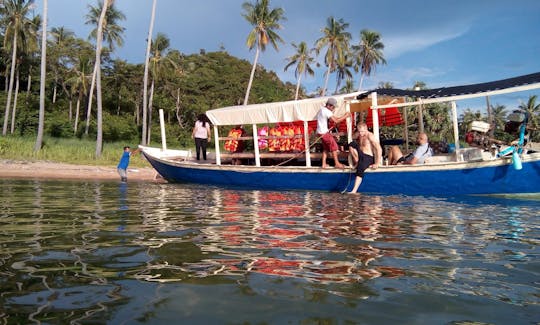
[92,0,110,157]
[334,52,353,94]
[34,0,47,151]
[353,29,386,91]
[66,43,93,135]
[490,103,507,138]
[314,16,351,96]
[147,32,177,144]
[142,0,157,145]
[284,41,315,100]
[241,0,286,105]
[84,0,125,136]
[518,95,540,141]
[49,26,75,104]
[1,0,35,136]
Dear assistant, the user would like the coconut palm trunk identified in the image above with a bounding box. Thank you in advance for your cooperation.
[10,69,20,134]
[34,0,47,151]
[3,28,18,136]
[142,0,157,145]
[244,46,260,105]
[94,0,109,157]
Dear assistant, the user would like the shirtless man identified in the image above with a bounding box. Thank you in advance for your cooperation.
[348,123,382,193]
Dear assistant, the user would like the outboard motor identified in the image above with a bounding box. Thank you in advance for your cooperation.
[465,121,491,149]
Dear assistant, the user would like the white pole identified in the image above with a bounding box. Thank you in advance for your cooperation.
[304,120,311,167]
[253,124,261,167]
[214,126,221,165]
[371,92,380,142]
[451,101,460,154]
[159,109,167,150]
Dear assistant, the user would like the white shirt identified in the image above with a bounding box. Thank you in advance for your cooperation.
[193,120,209,139]
[316,106,333,134]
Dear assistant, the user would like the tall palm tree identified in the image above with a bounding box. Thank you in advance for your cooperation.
[241,0,286,105]
[66,44,93,135]
[84,0,125,136]
[284,41,315,100]
[9,14,39,135]
[34,0,47,151]
[49,26,75,104]
[147,32,177,144]
[92,0,110,157]
[142,0,157,145]
[1,0,35,136]
[353,29,386,91]
[490,103,507,138]
[314,16,351,96]
[518,95,540,141]
[334,52,353,94]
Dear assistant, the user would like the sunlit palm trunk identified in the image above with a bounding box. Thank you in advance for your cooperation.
[244,46,260,105]
[294,73,303,100]
[34,0,48,151]
[74,92,82,135]
[357,74,365,92]
[84,66,97,136]
[3,28,18,136]
[322,65,331,97]
[10,70,20,134]
[147,79,155,144]
[94,0,109,157]
[142,0,157,145]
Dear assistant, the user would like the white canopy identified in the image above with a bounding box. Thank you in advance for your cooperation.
[206,92,364,126]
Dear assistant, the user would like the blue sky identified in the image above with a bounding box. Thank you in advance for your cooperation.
[34,0,540,112]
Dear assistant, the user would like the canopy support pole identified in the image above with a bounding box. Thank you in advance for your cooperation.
[371,92,380,142]
[451,101,460,159]
[213,126,221,165]
[252,124,261,167]
[304,120,311,167]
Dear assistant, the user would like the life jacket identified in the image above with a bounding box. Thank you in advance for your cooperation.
[293,125,305,152]
[258,126,269,150]
[268,127,281,152]
[224,128,243,152]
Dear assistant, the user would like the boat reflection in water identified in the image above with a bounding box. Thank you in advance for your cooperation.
[2,180,538,323]
[138,187,407,285]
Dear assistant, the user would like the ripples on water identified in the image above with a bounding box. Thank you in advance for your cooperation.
[0,179,538,324]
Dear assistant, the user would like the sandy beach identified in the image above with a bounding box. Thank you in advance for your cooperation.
[0,159,159,182]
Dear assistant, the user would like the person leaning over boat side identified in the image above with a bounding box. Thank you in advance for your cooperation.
[192,113,212,160]
[117,146,140,182]
[316,97,351,168]
[348,123,382,193]
[388,132,433,165]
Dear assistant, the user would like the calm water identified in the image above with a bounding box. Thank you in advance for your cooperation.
[0,179,538,324]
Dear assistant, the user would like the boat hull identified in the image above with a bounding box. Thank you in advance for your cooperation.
[141,147,540,196]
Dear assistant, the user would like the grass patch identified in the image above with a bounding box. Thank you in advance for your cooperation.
[0,136,150,167]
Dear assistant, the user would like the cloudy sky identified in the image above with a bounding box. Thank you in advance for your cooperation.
[35,0,540,110]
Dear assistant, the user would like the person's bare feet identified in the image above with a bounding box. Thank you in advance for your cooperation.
[335,163,345,169]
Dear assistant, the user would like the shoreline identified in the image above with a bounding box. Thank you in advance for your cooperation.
[0,159,160,182]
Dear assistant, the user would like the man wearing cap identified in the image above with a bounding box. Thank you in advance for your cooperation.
[316,97,350,168]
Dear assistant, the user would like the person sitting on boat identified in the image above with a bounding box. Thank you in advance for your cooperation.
[388,132,433,165]
[316,97,351,168]
[348,122,382,193]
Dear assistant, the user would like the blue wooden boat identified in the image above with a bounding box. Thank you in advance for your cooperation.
[141,72,540,196]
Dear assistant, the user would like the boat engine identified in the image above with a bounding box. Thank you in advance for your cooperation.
[465,121,492,149]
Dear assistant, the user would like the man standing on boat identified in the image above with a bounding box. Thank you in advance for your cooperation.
[348,123,382,193]
[316,97,350,168]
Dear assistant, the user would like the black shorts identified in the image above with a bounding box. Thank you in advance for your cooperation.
[349,141,374,177]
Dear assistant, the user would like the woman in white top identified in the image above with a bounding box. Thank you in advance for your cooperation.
[192,114,211,160]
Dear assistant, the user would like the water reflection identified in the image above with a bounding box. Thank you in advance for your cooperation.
[0,179,538,323]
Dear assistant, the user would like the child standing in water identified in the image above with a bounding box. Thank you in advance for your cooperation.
[117,146,140,182]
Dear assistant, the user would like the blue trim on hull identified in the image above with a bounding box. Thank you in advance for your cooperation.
[144,152,540,196]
